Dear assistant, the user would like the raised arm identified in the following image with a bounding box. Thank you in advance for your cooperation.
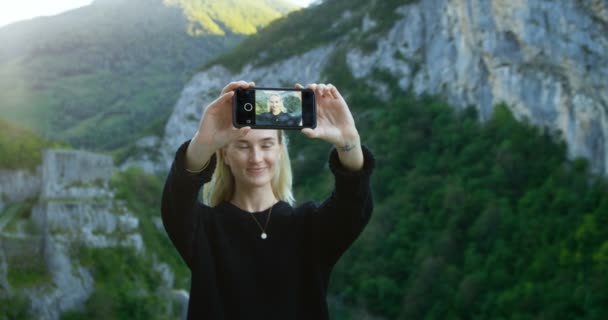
[186,81,254,171]
[161,142,216,268]
[161,80,254,268]
[297,83,375,267]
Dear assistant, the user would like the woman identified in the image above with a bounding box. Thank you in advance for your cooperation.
[161,81,374,319]
[256,93,294,125]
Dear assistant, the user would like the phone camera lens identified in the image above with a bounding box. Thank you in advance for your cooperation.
[244,103,253,111]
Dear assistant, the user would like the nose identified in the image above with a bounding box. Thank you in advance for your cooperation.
[249,147,263,163]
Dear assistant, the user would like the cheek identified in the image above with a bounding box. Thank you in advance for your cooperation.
[224,151,246,168]
[265,149,281,166]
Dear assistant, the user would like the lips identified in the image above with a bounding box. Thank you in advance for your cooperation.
[246,167,266,175]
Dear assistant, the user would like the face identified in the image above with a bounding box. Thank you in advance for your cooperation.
[223,130,281,189]
[268,95,283,115]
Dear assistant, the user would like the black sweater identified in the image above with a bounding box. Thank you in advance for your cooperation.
[161,140,375,320]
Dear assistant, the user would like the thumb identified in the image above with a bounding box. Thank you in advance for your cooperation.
[219,90,235,104]
[301,128,318,139]
[237,126,251,137]
[207,91,234,112]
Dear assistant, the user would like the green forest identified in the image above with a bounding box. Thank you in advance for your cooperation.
[302,59,608,319]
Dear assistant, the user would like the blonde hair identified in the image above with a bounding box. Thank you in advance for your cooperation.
[203,130,295,207]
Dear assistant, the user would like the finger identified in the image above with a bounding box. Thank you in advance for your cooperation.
[330,85,343,100]
[207,90,234,111]
[217,90,235,104]
[221,81,246,94]
[307,83,317,91]
[301,128,318,139]
[222,80,251,94]
[248,81,256,88]
[327,84,338,99]
[318,84,328,97]
[295,83,304,89]
[315,84,330,98]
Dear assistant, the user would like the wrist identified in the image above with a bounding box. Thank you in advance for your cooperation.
[187,132,217,172]
[191,131,217,152]
[335,131,360,150]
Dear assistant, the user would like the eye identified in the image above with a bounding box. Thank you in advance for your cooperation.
[262,143,274,149]
[237,144,249,149]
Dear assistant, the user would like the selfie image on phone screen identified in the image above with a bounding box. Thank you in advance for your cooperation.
[233,87,316,129]
[255,90,302,126]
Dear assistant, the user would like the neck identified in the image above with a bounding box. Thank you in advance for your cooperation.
[272,110,280,115]
[231,184,277,212]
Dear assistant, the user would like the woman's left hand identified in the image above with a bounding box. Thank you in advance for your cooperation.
[298,83,360,147]
[298,83,363,171]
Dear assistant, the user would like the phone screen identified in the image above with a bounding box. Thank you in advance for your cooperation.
[233,87,316,129]
[256,90,303,126]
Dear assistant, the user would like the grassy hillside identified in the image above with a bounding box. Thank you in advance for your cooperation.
[0,118,66,171]
[164,0,298,35]
[0,0,297,151]
[208,0,416,72]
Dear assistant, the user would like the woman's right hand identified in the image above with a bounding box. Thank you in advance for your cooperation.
[186,81,253,171]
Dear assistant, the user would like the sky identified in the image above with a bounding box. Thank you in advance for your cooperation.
[0,0,316,28]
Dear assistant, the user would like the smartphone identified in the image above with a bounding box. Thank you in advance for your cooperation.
[233,87,316,129]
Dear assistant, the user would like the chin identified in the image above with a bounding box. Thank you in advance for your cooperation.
[241,173,272,187]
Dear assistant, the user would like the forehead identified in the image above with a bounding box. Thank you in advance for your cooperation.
[236,130,279,142]
[269,95,281,101]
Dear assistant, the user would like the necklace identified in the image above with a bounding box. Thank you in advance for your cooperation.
[248,204,273,240]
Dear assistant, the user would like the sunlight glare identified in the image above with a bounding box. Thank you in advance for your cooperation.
[0,0,93,27]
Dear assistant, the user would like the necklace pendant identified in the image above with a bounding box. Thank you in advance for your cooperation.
[261,232,267,239]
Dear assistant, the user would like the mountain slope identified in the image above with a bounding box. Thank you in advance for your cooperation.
[164,0,298,35]
[0,0,297,151]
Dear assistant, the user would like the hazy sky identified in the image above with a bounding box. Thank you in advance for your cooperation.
[0,0,316,28]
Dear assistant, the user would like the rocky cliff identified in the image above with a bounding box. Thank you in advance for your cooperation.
[149,0,607,174]
[0,169,41,213]
[0,149,163,319]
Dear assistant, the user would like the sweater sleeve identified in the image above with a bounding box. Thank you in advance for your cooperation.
[309,145,375,269]
[161,140,216,269]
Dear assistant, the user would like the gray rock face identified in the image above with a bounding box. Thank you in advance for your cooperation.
[0,168,41,211]
[27,238,94,320]
[348,0,608,173]
[41,149,114,199]
[154,0,608,175]
[32,201,142,251]
[1,148,148,319]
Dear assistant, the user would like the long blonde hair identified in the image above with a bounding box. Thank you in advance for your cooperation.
[202,130,295,207]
